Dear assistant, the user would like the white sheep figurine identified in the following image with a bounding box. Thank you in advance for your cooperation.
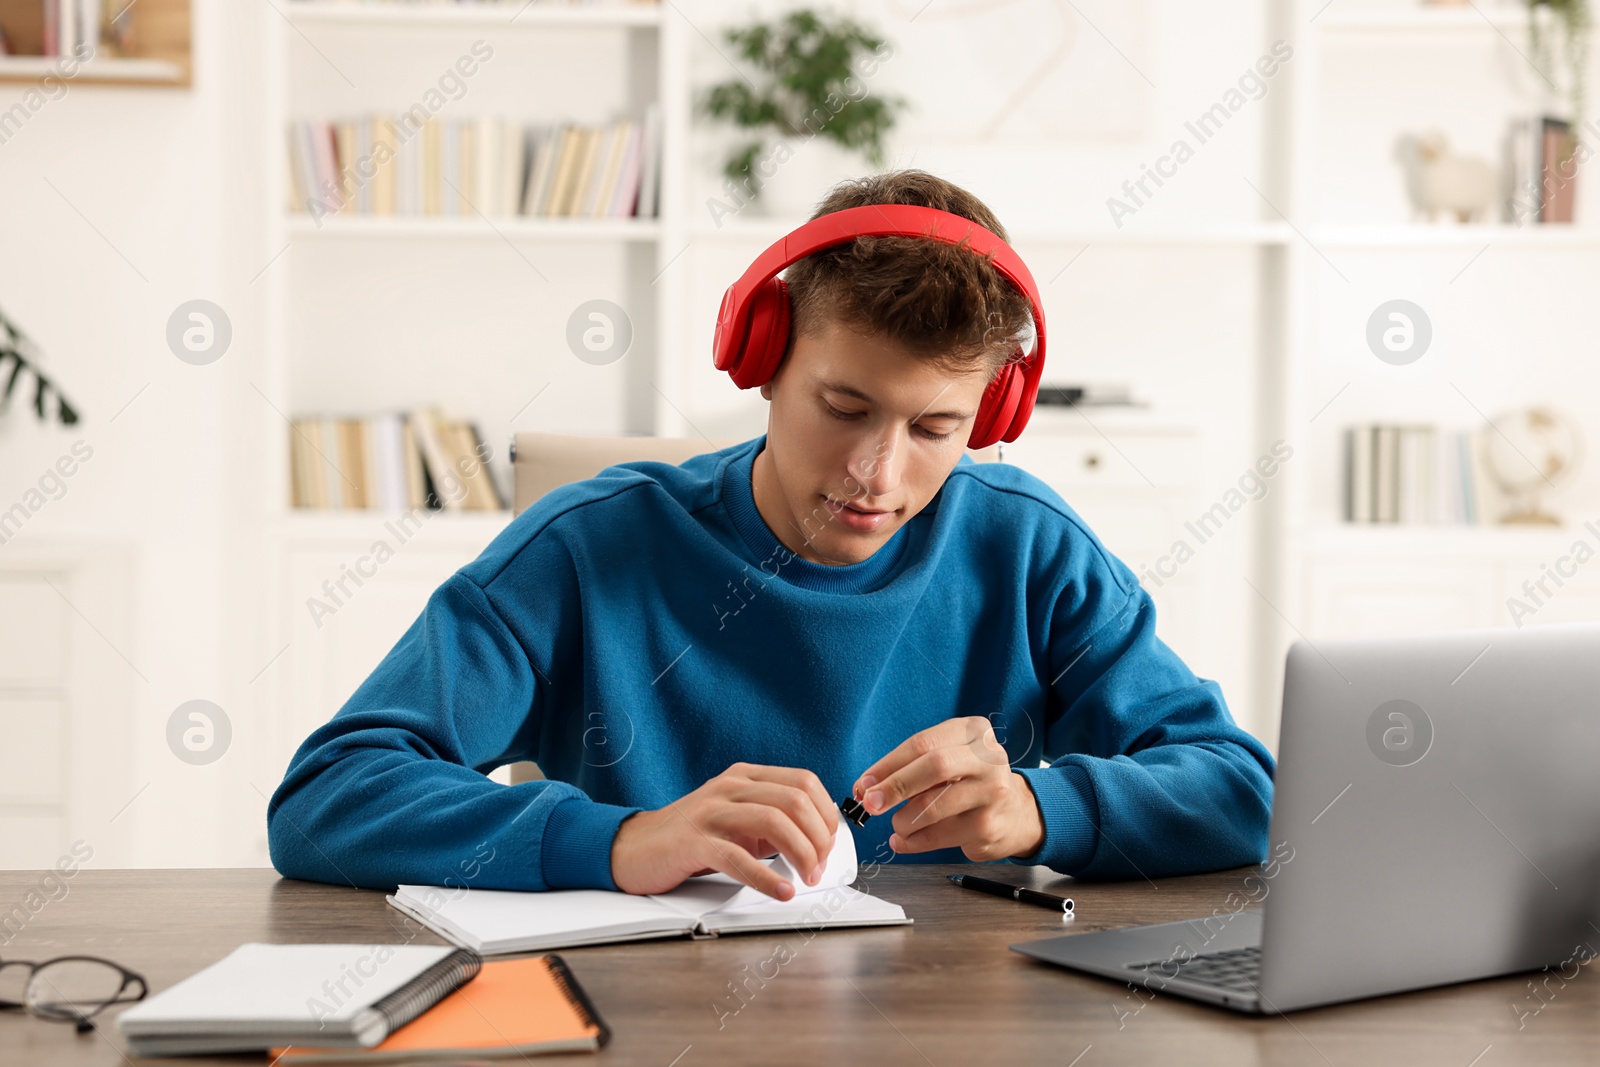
[1394,130,1498,223]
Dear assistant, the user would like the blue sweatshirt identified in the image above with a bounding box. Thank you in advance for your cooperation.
[267,434,1274,892]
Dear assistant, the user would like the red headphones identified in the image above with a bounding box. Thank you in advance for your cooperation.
[711,203,1048,449]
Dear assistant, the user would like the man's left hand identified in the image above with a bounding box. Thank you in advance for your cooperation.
[851,716,1045,861]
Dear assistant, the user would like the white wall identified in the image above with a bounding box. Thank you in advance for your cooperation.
[3,0,1595,870]
[0,0,271,868]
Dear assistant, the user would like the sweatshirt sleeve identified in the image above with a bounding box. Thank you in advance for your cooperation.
[1010,549,1276,880]
[266,569,644,892]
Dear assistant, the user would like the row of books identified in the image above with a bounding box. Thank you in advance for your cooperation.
[289,411,506,511]
[0,0,121,58]
[1343,424,1499,525]
[1506,113,1582,224]
[287,105,661,221]
[523,112,661,218]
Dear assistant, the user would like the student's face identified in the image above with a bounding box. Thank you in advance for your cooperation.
[751,318,992,566]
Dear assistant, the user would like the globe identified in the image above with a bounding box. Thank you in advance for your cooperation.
[1482,407,1582,525]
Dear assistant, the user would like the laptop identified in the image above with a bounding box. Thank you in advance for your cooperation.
[1011,619,1600,1013]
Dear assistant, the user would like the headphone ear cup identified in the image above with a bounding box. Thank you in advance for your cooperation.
[728,277,792,389]
[968,361,1023,450]
[1005,349,1043,441]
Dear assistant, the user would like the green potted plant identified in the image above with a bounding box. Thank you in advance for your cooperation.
[0,306,80,425]
[1526,0,1591,160]
[699,8,906,216]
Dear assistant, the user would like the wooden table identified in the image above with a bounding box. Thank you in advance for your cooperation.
[2,863,1595,1065]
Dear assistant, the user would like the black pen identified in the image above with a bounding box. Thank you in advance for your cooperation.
[947,873,1074,913]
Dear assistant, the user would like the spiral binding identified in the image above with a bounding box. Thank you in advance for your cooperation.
[543,954,613,1048]
[369,949,483,1038]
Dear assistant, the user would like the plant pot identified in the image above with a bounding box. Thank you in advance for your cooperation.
[747,135,866,219]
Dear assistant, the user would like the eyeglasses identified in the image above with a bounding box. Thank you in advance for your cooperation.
[0,955,148,1033]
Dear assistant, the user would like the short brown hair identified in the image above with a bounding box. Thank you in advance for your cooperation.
[781,169,1034,381]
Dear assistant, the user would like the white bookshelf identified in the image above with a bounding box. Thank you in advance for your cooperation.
[269,508,517,541]
[1310,224,1600,247]
[283,2,664,29]
[257,0,687,788]
[287,216,664,241]
[262,0,681,510]
[1266,0,1600,736]
[1315,5,1556,33]
[252,0,1598,761]
[688,218,1301,246]
[0,56,186,81]
[1305,523,1595,556]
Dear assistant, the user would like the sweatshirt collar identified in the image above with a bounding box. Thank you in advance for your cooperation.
[719,434,915,595]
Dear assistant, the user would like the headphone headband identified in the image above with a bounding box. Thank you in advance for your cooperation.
[711,203,1048,447]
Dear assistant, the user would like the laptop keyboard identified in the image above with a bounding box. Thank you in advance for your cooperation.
[1129,945,1260,992]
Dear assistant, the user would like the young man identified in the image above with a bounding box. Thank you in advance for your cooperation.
[267,170,1274,903]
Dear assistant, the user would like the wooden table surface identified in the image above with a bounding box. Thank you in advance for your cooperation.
[2,863,1595,1066]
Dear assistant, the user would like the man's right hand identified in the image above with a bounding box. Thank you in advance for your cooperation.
[609,762,840,901]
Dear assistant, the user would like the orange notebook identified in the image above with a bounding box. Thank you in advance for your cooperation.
[269,955,610,1063]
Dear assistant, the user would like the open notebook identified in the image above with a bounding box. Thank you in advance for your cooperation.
[387,824,910,954]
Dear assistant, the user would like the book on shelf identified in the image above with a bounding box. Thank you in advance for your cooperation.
[1539,116,1578,223]
[1343,422,1499,525]
[289,410,505,513]
[1506,113,1581,225]
[287,102,661,223]
[519,104,661,218]
[0,0,109,59]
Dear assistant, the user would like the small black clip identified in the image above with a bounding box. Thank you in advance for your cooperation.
[839,794,869,827]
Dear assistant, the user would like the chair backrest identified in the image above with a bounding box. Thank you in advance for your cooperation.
[512,433,743,514]
[511,432,999,514]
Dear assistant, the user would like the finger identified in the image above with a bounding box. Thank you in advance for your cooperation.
[711,801,822,888]
[863,738,992,817]
[891,808,988,856]
[742,838,778,860]
[722,836,776,861]
[731,782,833,883]
[892,778,983,838]
[700,832,797,901]
[734,766,839,875]
[852,717,988,801]
[741,764,840,839]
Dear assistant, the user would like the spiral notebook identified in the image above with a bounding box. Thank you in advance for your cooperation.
[116,943,481,1057]
[269,955,610,1063]
[386,823,910,955]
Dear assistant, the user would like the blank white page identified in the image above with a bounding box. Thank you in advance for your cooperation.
[707,885,910,930]
[392,885,678,947]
